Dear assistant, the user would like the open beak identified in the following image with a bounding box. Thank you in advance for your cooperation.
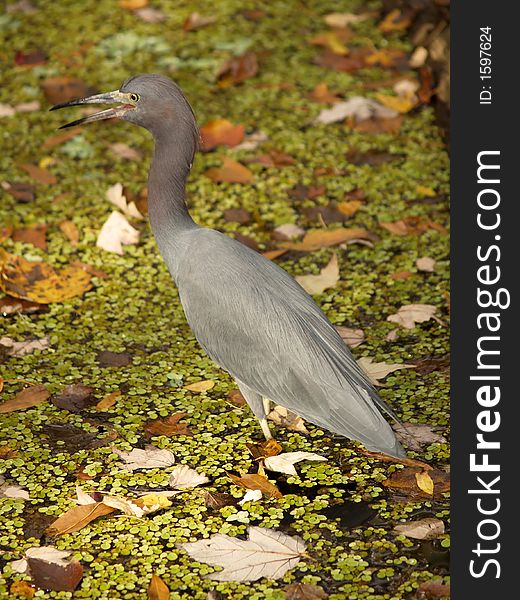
[49,90,134,129]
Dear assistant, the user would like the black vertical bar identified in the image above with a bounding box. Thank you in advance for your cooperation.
[452,1,514,598]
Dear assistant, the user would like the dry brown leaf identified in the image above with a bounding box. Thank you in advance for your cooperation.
[204,491,237,510]
[284,582,329,599]
[184,380,215,393]
[387,304,439,329]
[200,119,245,151]
[95,390,121,411]
[12,224,47,250]
[314,48,370,73]
[0,249,92,303]
[247,439,283,460]
[46,502,115,536]
[351,115,403,134]
[380,217,447,236]
[268,405,309,434]
[357,357,415,386]
[307,82,342,103]
[217,51,258,87]
[310,29,350,55]
[0,384,50,413]
[383,466,449,499]
[41,77,95,105]
[394,517,445,540]
[145,412,192,437]
[228,473,282,499]
[19,163,57,185]
[25,547,84,592]
[59,220,79,246]
[43,128,82,149]
[52,384,96,413]
[335,326,365,348]
[295,253,339,295]
[279,228,373,252]
[205,157,253,184]
[393,423,447,451]
[248,149,296,168]
[337,199,362,217]
[379,9,412,32]
[417,580,450,599]
[183,12,216,31]
[227,389,246,406]
[148,574,170,600]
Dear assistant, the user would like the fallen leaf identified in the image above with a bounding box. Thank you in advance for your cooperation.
[9,581,36,598]
[416,471,435,495]
[200,119,245,151]
[263,249,288,261]
[383,466,449,499]
[119,0,148,9]
[0,475,30,499]
[410,46,428,69]
[0,384,49,413]
[183,12,216,31]
[0,336,49,357]
[351,115,403,134]
[314,48,369,73]
[204,491,237,510]
[324,12,370,27]
[302,203,350,225]
[109,143,142,161]
[180,526,305,581]
[394,517,445,540]
[346,149,403,166]
[227,389,246,407]
[145,412,192,437]
[184,380,215,393]
[106,184,144,219]
[70,261,108,279]
[96,211,140,255]
[116,446,176,471]
[148,574,170,600]
[169,465,209,489]
[284,582,329,599]
[41,77,95,105]
[205,158,253,184]
[248,149,296,168]
[14,48,47,67]
[46,502,115,536]
[416,257,436,272]
[239,489,263,505]
[375,93,417,113]
[393,423,447,452]
[228,473,282,499]
[19,163,56,186]
[75,485,97,505]
[247,439,283,460]
[357,357,415,386]
[315,97,397,124]
[390,270,413,281]
[380,217,447,236]
[24,546,83,592]
[295,253,339,295]
[2,181,35,202]
[417,580,450,599]
[217,52,258,87]
[46,423,116,453]
[11,224,47,250]
[95,390,121,411]
[268,406,309,434]
[310,30,350,55]
[365,48,407,68]
[97,350,132,367]
[417,66,434,104]
[264,452,327,477]
[134,6,166,22]
[387,304,439,329]
[0,104,16,117]
[307,82,342,103]
[412,355,450,375]
[134,493,173,514]
[0,249,92,303]
[279,228,374,252]
[51,384,96,413]
[233,130,269,151]
[287,184,326,200]
[337,199,362,217]
[43,128,82,149]
[223,207,251,224]
[273,223,305,240]
[58,220,79,246]
[379,9,411,32]
[335,326,365,348]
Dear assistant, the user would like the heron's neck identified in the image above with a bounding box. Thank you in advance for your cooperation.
[147,132,197,243]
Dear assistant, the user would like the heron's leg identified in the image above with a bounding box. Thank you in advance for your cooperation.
[263,398,271,416]
[235,380,273,440]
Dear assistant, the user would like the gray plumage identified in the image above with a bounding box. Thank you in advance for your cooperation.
[52,74,406,458]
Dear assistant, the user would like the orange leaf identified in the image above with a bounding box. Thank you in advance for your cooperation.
[278,228,373,251]
[43,128,82,149]
[307,82,342,103]
[205,158,253,184]
[144,412,192,437]
[46,502,116,536]
[228,473,282,499]
[217,52,258,87]
[247,439,283,459]
[0,384,50,413]
[379,9,412,32]
[199,119,245,151]
[119,0,148,9]
[12,224,47,250]
[337,200,362,217]
[59,220,79,246]
[95,390,121,411]
[147,574,170,600]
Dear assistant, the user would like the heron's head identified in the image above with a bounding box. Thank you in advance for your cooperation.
[50,74,198,144]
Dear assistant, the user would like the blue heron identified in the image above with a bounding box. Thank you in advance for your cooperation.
[51,74,406,458]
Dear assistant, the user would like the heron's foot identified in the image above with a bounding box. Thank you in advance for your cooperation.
[259,417,273,440]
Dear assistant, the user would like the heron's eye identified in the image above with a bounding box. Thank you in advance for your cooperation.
[130,93,140,102]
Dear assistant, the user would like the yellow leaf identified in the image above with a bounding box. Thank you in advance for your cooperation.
[0,249,92,304]
[375,93,416,114]
[147,574,170,600]
[416,185,436,197]
[136,494,173,510]
[415,471,434,495]
[184,380,215,393]
[47,503,116,536]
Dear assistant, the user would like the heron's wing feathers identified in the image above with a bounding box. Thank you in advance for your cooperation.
[177,229,404,457]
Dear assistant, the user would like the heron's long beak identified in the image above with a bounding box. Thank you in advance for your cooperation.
[49,90,134,129]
